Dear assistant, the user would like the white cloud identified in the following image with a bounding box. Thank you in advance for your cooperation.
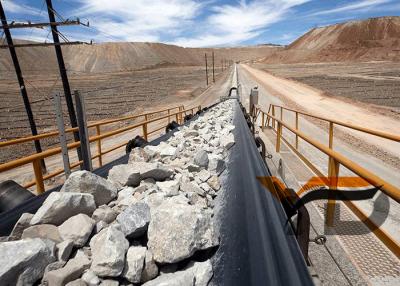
[310,0,392,16]
[1,0,43,16]
[75,0,202,42]
[172,0,310,47]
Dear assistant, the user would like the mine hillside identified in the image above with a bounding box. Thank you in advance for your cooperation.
[261,16,400,63]
[0,42,280,74]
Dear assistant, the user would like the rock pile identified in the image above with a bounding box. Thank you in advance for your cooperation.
[0,100,236,286]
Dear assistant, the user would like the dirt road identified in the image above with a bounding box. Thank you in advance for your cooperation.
[238,63,400,242]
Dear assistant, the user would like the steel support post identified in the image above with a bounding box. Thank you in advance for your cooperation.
[53,93,71,178]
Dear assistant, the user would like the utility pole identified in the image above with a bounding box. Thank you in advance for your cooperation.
[45,0,83,164]
[205,53,208,86]
[212,51,215,83]
[0,1,46,171]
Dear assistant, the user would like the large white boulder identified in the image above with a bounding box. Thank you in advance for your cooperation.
[142,269,195,286]
[58,214,95,247]
[90,226,129,277]
[147,200,219,264]
[116,202,151,238]
[122,246,146,283]
[0,238,56,285]
[30,192,96,226]
[61,171,118,206]
[43,254,91,286]
[107,165,141,188]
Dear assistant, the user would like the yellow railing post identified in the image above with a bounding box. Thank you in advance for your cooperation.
[276,122,282,152]
[280,106,283,121]
[295,112,299,149]
[33,159,45,194]
[261,112,265,131]
[326,122,337,226]
[272,105,276,130]
[144,114,148,139]
[327,158,340,226]
[95,125,103,167]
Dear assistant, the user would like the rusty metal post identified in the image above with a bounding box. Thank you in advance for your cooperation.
[272,105,276,129]
[142,124,148,141]
[276,122,282,152]
[33,159,45,194]
[295,112,299,149]
[96,125,102,167]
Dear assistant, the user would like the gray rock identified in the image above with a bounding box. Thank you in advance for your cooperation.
[207,175,221,191]
[159,142,177,157]
[94,220,108,233]
[30,192,96,226]
[142,270,195,286]
[58,214,95,247]
[187,164,201,173]
[197,169,211,182]
[220,133,235,150]
[140,250,158,283]
[117,187,135,201]
[44,254,91,286]
[44,261,66,275]
[61,170,117,206]
[122,246,146,283]
[184,260,213,286]
[82,269,101,286]
[207,155,225,175]
[108,165,141,188]
[0,238,56,285]
[128,147,151,162]
[116,202,151,238]
[90,226,129,277]
[181,181,205,196]
[92,205,118,224]
[66,279,87,286]
[184,130,199,137]
[22,224,63,243]
[134,162,173,181]
[7,213,33,241]
[100,280,120,286]
[194,150,209,167]
[148,200,219,263]
[156,180,180,197]
[56,240,74,262]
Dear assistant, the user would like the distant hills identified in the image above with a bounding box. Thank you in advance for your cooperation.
[261,16,400,63]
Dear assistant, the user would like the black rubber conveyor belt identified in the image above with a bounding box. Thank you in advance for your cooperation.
[212,101,313,285]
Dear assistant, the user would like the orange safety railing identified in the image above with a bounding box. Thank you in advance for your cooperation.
[254,103,400,257]
[0,105,201,194]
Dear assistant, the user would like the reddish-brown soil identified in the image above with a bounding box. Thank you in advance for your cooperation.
[261,16,400,63]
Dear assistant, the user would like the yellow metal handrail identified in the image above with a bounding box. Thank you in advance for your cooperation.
[254,103,400,257]
[0,105,201,194]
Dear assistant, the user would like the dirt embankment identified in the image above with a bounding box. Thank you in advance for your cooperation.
[0,41,279,74]
[261,16,400,63]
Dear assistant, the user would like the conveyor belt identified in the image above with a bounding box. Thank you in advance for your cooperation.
[212,101,313,285]
[0,101,312,285]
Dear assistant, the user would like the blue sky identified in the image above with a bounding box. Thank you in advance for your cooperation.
[1,0,399,47]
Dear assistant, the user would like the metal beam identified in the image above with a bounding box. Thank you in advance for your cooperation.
[0,41,89,49]
[0,20,82,29]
